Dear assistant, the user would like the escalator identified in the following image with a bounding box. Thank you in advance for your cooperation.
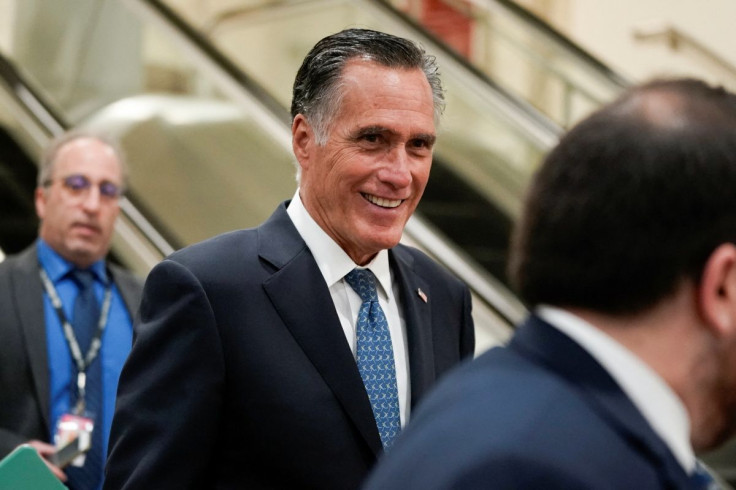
[0,0,656,349]
[0,0,534,350]
[4,0,549,345]
[0,0,696,339]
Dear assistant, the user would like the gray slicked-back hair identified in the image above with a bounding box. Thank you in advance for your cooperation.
[291,28,445,145]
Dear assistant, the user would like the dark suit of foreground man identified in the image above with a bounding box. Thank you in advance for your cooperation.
[364,79,736,489]
[0,132,142,489]
[105,29,474,489]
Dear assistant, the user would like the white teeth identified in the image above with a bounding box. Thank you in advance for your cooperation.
[364,193,402,208]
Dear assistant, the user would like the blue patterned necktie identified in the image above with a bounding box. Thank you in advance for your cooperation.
[344,268,401,450]
[66,269,103,490]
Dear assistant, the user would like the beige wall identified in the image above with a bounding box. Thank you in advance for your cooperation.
[0,0,14,53]
[517,0,736,90]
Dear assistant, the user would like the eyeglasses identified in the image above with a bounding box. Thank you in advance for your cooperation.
[45,174,122,199]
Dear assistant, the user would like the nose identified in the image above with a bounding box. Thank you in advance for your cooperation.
[80,186,102,212]
[378,146,413,189]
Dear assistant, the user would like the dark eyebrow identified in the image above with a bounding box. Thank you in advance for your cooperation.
[412,133,436,146]
[353,126,391,139]
[352,126,436,145]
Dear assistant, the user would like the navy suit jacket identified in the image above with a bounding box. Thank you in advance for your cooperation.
[363,314,699,490]
[0,243,143,458]
[105,202,475,490]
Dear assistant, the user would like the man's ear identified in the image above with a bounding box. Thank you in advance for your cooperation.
[34,187,47,220]
[699,243,736,336]
[291,114,313,172]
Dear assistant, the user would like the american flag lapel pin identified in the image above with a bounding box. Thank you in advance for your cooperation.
[417,288,428,303]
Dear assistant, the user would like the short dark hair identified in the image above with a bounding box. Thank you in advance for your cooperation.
[509,78,736,314]
[291,28,444,144]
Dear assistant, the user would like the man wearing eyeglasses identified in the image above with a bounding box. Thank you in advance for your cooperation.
[0,131,143,490]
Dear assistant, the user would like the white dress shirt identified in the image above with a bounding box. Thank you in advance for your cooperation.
[537,305,696,474]
[287,191,410,426]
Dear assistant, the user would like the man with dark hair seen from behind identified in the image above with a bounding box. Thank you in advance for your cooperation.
[0,131,143,489]
[104,28,474,490]
[364,78,736,489]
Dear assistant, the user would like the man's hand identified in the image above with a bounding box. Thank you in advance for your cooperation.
[23,440,67,482]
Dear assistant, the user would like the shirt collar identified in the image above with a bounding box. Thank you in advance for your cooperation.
[536,305,695,473]
[286,190,392,297]
[37,238,108,285]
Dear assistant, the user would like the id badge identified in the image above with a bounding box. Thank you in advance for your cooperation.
[54,413,94,467]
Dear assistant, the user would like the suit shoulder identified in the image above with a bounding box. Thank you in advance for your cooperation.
[0,255,17,276]
[410,346,625,449]
[365,348,641,489]
[0,246,37,284]
[167,229,257,265]
[0,256,17,291]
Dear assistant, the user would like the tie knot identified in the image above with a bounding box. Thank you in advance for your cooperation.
[345,268,378,303]
[71,269,96,290]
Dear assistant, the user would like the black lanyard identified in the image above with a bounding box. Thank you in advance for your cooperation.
[39,267,112,414]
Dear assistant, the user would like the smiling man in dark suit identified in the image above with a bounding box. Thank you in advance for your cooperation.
[104,28,474,490]
[0,131,143,490]
[363,78,736,490]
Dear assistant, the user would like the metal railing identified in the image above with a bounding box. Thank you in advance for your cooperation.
[633,23,736,82]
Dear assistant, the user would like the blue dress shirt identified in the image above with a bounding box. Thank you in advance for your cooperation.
[37,240,133,487]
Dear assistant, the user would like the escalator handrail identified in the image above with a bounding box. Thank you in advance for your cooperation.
[406,215,527,325]
[0,55,65,139]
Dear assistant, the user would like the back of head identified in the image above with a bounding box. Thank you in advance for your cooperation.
[290,28,444,142]
[509,78,736,314]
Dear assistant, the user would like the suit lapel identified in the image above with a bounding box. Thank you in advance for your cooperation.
[390,247,436,408]
[13,245,52,433]
[511,315,692,488]
[258,204,383,456]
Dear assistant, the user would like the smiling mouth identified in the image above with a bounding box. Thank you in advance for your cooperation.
[362,193,403,209]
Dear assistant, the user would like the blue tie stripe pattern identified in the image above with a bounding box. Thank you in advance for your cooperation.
[67,269,103,490]
[344,268,401,450]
